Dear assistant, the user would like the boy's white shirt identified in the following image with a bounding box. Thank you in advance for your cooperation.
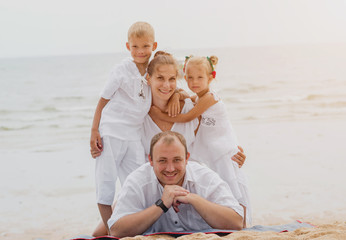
[99,57,152,141]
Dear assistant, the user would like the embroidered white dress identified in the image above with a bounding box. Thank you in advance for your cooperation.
[141,98,198,160]
[189,91,252,224]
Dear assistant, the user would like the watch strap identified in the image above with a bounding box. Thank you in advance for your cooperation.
[155,199,168,213]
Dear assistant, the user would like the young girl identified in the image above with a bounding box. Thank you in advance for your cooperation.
[149,55,251,226]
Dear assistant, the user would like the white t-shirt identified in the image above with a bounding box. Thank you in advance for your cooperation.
[99,58,151,141]
[141,98,198,159]
[108,161,244,234]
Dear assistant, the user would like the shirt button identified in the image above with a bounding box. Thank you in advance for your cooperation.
[175,221,178,224]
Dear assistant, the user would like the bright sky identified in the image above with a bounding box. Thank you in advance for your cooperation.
[1,0,346,58]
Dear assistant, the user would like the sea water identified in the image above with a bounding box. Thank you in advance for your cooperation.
[1,43,346,153]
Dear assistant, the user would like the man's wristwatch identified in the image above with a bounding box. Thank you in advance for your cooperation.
[155,199,168,213]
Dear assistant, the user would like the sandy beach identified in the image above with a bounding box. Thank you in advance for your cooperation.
[1,44,346,239]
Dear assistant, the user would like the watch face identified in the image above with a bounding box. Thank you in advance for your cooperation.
[155,199,163,206]
[155,199,168,212]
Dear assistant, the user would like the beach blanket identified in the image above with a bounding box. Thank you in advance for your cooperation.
[71,220,314,240]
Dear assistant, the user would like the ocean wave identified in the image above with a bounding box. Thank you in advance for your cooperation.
[302,93,345,102]
[220,85,272,94]
[0,106,94,114]
[318,101,346,108]
[224,95,307,103]
[42,106,93,113]
[0,109,11,114]
[0,125,34,131]
[53,96,85,101]
[305,94,327,100]
[224,93,346,105]
[42,106,59,112]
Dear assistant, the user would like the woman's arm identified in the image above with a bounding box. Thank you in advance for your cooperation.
[150,93,217,123]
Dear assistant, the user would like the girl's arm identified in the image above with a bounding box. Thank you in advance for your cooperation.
[177,88,190,100]
[167,88,191,117]
[90,97,109,155]
[190,95,197,103]
[150,93,217,123]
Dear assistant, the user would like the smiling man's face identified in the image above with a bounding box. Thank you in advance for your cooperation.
[149,135,189,187]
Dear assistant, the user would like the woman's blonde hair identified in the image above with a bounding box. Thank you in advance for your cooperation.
[147,51,180,77]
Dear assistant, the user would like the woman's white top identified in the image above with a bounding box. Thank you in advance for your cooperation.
[99,58,151,141]
[141,98,198,158]
[189,92,239,163]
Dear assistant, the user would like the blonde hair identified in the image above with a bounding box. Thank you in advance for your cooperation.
[185,56,218,78]
[147,51,180,78]
[149,131,188,159]
[128,21,155,41]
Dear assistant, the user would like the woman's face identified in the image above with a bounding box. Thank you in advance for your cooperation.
[148,64,177,102]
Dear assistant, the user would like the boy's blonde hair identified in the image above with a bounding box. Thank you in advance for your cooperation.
[128,21,155,41]
[185,56,218,77]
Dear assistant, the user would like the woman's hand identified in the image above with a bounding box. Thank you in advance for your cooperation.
[149,105,164,119]
[231,146,246,168]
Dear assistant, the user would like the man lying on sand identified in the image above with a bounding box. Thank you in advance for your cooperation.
[107,131,244,238]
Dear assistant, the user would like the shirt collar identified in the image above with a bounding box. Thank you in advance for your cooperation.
[182,163,194,188]
[125,57,148,84]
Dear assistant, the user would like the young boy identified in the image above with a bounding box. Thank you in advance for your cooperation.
[90,21,157,232]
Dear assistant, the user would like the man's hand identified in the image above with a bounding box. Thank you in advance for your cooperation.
[161,185,189,211]
[172,193,192,212]
[231,146,246,168]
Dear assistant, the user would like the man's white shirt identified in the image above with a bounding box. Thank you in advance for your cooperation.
[108,161,244,234]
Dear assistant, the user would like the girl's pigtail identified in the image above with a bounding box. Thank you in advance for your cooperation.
[209,56,218,66]
[207,55,218,78]
[183,55,192,73]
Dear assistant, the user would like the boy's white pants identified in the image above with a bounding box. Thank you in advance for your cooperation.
[95,136,145,205]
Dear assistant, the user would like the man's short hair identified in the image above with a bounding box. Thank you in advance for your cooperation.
[149,131,188,159]
[128,21,155,41]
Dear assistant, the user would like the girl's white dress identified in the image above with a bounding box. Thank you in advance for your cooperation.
[189,91,252,224]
